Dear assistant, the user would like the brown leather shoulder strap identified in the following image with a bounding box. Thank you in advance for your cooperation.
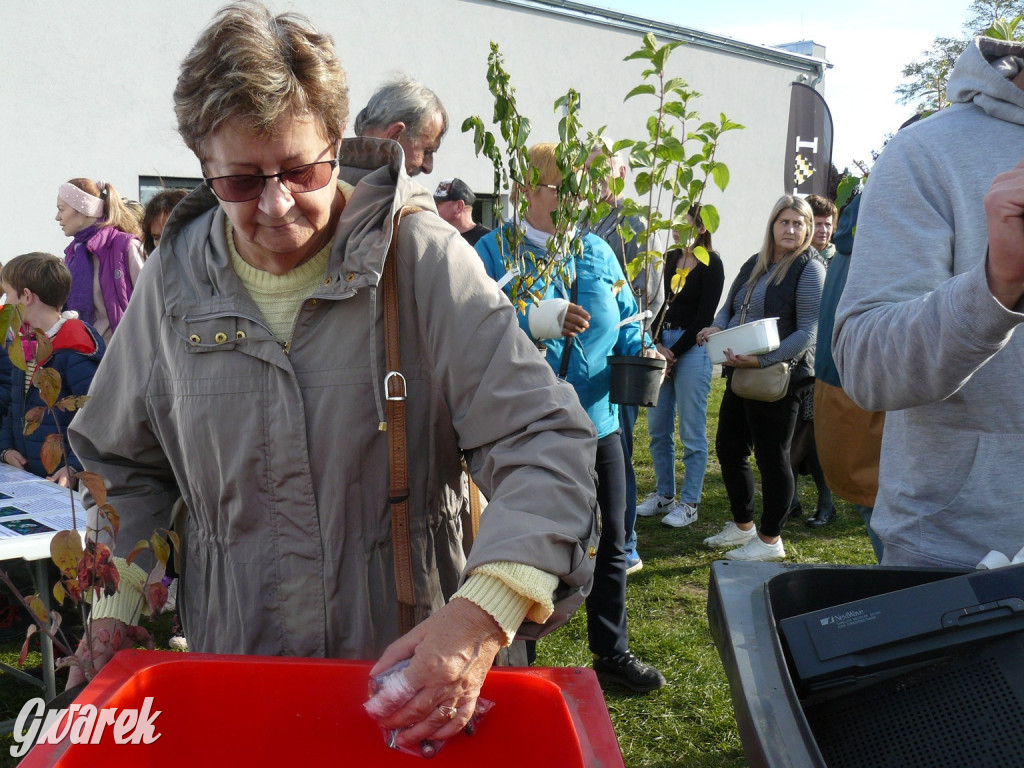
[383,205,422,635]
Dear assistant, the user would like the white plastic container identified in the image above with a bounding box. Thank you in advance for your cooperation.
[705,318,780,364]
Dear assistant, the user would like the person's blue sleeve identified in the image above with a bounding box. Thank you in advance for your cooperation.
[475,229,534,339]
[592,237,645,357]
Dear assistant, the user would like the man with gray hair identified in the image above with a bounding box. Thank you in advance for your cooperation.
[354,76,448,176]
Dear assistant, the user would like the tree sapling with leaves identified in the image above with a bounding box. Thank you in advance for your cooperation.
[615,33,742,349]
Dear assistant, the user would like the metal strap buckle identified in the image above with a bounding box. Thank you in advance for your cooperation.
[384,371,407,401]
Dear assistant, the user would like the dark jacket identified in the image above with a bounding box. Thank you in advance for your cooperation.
[0,318,104,477]
[726,251,818,383]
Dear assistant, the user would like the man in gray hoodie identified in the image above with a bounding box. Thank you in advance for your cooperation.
[834,37,1024,568]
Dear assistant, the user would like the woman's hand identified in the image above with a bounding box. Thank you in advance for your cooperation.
[695,326,721,346]
[655,343,676,369]
[368,597,505,749]
[722,349,761,368]
[47,467,71,487]
[560,303,591,338]
[66,617,135,689]
[2,449,26,469]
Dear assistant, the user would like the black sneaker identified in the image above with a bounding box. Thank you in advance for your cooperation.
[593,651,666,693]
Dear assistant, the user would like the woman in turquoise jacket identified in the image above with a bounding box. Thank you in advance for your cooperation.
[475,142,665,693]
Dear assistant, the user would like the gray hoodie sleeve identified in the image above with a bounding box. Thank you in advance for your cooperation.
[833,125,1024,412]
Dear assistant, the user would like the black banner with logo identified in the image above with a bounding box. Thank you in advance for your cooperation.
[785,82,834,198]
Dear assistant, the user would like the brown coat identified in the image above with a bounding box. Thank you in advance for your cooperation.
[813,380,884,507]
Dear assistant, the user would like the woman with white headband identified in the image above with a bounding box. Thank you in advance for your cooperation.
[56,178,145,341]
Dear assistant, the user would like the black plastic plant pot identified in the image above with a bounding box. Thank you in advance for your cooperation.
[607,355,666,407]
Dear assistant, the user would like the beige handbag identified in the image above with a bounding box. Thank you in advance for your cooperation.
[729,279,792,402]
[732,362,791,402]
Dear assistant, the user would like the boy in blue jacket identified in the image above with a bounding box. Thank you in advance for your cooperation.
[0,252,104,485]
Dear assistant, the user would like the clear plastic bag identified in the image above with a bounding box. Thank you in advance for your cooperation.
[364,659,495,759]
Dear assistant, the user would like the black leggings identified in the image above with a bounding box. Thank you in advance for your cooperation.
[585,432,629,658]
[715,379,806,537]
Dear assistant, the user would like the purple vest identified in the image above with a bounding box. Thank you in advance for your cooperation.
[64,225,137,332]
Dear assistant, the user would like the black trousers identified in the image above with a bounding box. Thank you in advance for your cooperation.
[586,432,630,658]
[715,378,807,538]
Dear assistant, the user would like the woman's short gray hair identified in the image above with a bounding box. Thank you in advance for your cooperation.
[353,77,448,141]
[174,1,349,157]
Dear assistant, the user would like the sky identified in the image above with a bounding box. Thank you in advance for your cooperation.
[594,0,974,170]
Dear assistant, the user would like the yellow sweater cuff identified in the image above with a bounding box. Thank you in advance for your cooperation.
[88,557,149,625]
[453,562,559,645]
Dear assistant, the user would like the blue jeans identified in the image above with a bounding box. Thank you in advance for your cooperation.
[646,335,713,505]
[857,505,884,562]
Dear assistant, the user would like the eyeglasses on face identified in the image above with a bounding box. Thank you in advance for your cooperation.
[204,159,338,203]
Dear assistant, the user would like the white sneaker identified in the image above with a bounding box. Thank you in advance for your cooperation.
[724,536,786,561]
[661,502,698,528]
[636,494,674,517]
[703,521,757,548]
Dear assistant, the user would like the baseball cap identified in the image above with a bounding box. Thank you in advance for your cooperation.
[433,178,476,206]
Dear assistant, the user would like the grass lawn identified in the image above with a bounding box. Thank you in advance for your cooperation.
[0,376,876,766]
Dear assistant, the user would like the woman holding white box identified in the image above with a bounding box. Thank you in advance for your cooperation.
[695,196,825,561]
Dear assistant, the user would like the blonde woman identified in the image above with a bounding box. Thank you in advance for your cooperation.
[696,195,825,561]
[56,178,145,341]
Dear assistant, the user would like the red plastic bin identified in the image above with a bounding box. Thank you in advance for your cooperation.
[20,650,624,766]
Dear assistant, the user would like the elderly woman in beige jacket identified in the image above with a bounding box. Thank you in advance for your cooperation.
[67,2,598,751]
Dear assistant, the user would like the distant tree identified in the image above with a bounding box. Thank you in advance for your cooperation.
[963,0,1024,32]
[827,162,843,202]
[895,36,968,113]
[897,1,1024,117]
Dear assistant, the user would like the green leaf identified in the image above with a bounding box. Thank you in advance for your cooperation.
[0,304,16,348]
[720,114,745,132]
[700,204,720,233]
[836,175,860,208]
[7,334,25,372]
[634,171,652,196]
[624,84,656,101]
[651,45,669,73]
[693,245,710,266]
[623,49,654,62]
[493,95,510,122]
[625,255,645,283]
[654,143,687,163]
[663,77,690,94]
[711,162,730,192]
[663,101,690,120]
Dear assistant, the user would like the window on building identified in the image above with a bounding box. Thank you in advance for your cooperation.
[139,176,203,205]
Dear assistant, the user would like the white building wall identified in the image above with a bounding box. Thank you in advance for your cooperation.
[0,0,826,291]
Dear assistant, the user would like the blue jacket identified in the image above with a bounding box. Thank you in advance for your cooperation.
[476,227,646,438]
[0,318,104,477]
[815,192,861,388]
